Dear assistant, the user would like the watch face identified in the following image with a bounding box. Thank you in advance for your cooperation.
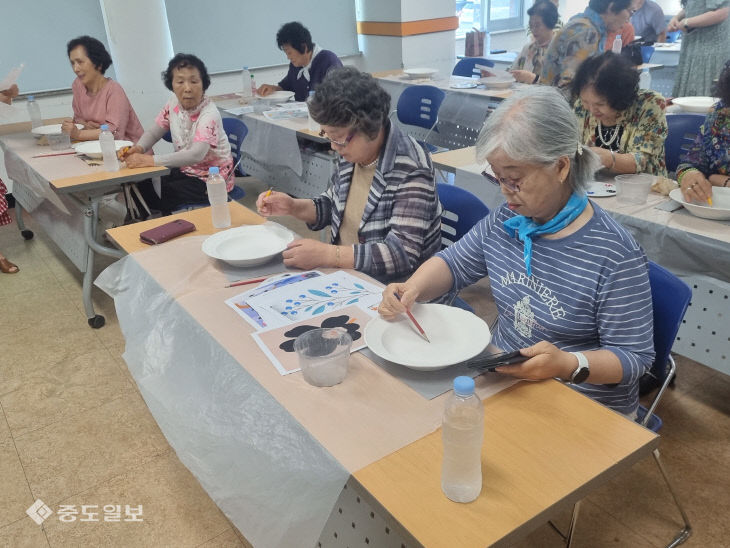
[572,366,590,384]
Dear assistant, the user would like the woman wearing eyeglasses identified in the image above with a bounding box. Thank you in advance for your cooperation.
[379,86,654,417]
[256,67,442,282]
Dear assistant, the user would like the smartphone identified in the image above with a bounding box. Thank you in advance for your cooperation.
[467,350,528,371]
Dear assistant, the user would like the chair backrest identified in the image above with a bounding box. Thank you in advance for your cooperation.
[665,113,704,173]
[222,117,249,175]
[452,57,494,78]
[436,183,490,248]
[395,85,446,132]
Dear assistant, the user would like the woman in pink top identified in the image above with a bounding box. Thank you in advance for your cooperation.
[61,35,143,142]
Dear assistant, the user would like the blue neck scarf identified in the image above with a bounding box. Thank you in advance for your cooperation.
[571,7,608,51]
[503,192,589,276]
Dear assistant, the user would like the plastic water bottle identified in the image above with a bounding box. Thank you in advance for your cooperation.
[307,90,319,132]
[639,68,652,90]
[612,35,622,54]
[27,95,42,129]
[206,167,231,228]
[485,32,492,56]
[99,124,119,172]
[441,376,484,503]
[250,73,257,96]
[241,66,252,98]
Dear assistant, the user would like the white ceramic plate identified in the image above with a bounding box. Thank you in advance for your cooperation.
[669,188,730,221]
[201,223,295,267]
[403,67,438,79]
[450,81,478,89]
[585,181,617,197]
[364,303,491,371]
[72,140,133,159]
[672,96,718,113]
[479,76,514,89]
[256,90,295,102]
[31,123,82,137]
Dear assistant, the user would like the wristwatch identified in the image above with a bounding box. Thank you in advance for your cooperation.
[568,352,590,384]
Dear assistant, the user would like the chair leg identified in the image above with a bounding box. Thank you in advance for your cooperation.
[652,448,692,547]
[565,501,581,547]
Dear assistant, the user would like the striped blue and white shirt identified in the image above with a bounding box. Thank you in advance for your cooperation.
[438,202,655,415]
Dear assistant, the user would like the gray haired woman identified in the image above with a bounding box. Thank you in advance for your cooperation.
[256,66,442,282]
[379,86,655,418]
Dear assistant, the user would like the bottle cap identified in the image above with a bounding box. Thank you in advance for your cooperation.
[208,166,220,174]
[27,95,35,101]
[243,66,248,70]
[100,124,109,131]
[453,376,475,396]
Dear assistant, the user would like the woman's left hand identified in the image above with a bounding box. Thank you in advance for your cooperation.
[61,119,81,140]
[282,239,335,270]
[588,146,612,169]
[493,341,576,381]
[125,152,155,168]
[510,69,536,84]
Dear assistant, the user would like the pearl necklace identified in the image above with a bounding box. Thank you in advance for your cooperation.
[358,156,378,168]
[597,120,621,148]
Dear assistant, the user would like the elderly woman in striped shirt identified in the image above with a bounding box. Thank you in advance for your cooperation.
[256,67,442,282]
[379,86,655,418]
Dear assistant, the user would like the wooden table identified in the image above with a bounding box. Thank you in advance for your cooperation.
[0,131,168,327]
[99,206,660,547]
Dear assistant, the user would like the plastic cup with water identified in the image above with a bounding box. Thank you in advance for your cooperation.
[294,327,352,387]
[615,174,655,205]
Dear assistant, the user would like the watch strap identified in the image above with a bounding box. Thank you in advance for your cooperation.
[568,351,590,384]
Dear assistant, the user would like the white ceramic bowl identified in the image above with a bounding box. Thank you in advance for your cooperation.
[403,67,438,79]
[201,223,294,267]
[256,90,295,102]
[669,188,730,220]
[672,97,718,113]
[479,76,514,89]
[72,140,133,159]
[31,123,83,137]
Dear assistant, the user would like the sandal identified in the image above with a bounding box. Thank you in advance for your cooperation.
[0,257,19,274]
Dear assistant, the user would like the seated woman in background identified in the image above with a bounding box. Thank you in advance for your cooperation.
[256,67,442,282]
[511,0,559,84]
[61,35,143,142]
[1,84,20,274]
[119,54,233,215]
[539,0,634,94]
[572,52,668,176]
[379,86,655,418]
[677,61,730,204]
[257,21,343,101]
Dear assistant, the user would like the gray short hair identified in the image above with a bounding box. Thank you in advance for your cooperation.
[307,66,390,140]
[476,86,599,192]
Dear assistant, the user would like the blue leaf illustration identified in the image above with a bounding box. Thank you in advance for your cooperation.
[346,298,359,304]
[312,305,326,315]
[354,283,364,289]
[308,289,330,297]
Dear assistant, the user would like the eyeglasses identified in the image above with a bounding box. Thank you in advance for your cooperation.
[482,170,522,193]
[319,128,355,147]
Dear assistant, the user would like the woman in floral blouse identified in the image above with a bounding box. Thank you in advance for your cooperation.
[572,52,668,176]
[511,0,559,84]
[676,62,730,204]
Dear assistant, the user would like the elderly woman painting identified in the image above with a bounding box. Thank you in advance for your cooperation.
[120,54,233,215]
[379,86,654,417]
[510,0,559,84]
[677,61,730,204]
[572,52,668,176]
[539,0,636,94]
[61,35,143,142]
[256,67,442,282]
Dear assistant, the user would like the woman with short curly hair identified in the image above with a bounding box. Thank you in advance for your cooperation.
[256,67,442,282]
[61,35,143,142]
[572,51,668,176]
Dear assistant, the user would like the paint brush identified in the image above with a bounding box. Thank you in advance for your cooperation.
[225,276,269,288]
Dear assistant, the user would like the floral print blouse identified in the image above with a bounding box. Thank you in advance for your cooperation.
[676,102,730,178]
[574,89,669,176]
[511,40,550,77]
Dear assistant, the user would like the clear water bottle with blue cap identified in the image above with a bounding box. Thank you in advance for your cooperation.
[26,95,42,129]
[441,375,484,502]
[206,166,231,228]
[241,66,252,98]
[99,124,119,172]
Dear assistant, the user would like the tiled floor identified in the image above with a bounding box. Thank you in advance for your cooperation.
[1,179,729,547]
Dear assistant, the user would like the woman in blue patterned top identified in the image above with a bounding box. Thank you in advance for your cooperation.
[379,86,655,417]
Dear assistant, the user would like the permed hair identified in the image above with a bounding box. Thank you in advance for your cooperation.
[307,67,391,140]
[66,35,113,74]
[588,0,632,14]
[572,51,639,111]
[527,0,559,29]
[476,86,600,193]
[162,53,211,91]
[276,22,313,54]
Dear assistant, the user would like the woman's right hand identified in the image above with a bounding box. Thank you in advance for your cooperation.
[680,170,712,203]
[510,69,536,84]
[667,16,681,31]
[256,190,295,217]
[378,282,421,320]
[256,84,278,97]
[118,144,143,160]
[61,119,81,139]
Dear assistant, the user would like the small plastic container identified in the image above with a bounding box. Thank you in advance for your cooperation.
[48,132,71,150]
[615,174,655,205]
[294,327,352,387]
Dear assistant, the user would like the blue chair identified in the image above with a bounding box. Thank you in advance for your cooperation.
[666,30,680,43]
[665,113,704,173]
[452,57,494,78]
[394,85,446,153]
[437,183,490,312]
[640,45,655,64]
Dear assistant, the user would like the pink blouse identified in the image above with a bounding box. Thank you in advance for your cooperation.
[71,78,144,142]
